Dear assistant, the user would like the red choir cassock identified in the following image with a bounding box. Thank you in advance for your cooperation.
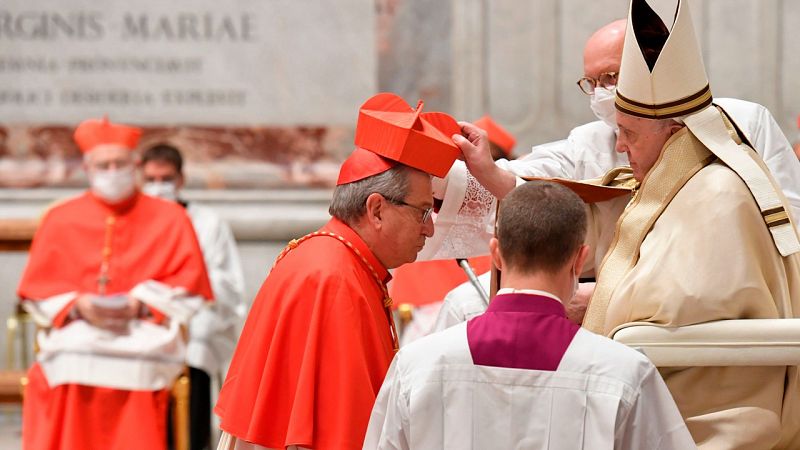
[18,118,212,450]
[216,217,396,448]
[215,93,461,449]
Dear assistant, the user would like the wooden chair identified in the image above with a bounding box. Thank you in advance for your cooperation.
[0,219,37,252]
[172,367,192,450]
[0,370,26,404]
[0,219,36,406]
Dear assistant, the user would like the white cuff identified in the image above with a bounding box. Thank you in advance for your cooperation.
[130,280,205,324]
[21,292,78,328]
[37,319,185,390]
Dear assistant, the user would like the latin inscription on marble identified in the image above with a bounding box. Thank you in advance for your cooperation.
[0,1,375,125]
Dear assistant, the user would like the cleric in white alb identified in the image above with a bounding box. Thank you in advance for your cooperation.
[365,181,694,450]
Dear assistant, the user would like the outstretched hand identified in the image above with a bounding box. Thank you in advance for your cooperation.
[450,121,517,200]
[452,121,495,178]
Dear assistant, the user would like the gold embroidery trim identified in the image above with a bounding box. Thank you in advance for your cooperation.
[583,129,716,335]
[764,210,789,225]
[616,87,712,118]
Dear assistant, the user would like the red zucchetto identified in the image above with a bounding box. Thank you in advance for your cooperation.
[73,117,142,154]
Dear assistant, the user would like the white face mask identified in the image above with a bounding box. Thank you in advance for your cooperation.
[142,181,178,202]
[90,167,136,202]
[590,86,618,130]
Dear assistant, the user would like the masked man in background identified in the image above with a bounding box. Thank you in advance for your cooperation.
[142,143,246,450]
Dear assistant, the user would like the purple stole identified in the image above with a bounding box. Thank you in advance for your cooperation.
[466,293,579,371]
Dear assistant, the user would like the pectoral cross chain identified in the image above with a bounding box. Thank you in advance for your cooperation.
[97,215,116,295]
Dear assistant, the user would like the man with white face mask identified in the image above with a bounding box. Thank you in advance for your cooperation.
[498,19,627,182]
[501,19,800,196]
[86,148,138,201]
[424,18,800,332]
[17,117,213,450]
[586,77,618,130]
[141,143,246,450]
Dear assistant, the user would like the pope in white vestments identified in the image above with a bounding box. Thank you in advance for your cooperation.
[365,181,694,450]
[577,2,800,446]
[425,18,800,336]
[432,1,800,447]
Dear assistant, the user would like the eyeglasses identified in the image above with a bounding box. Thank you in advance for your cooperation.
[386,197,433,224]
[576,72,618,95]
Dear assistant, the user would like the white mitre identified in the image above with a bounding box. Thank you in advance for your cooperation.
[616,0,800,256]
[615,0,711,118]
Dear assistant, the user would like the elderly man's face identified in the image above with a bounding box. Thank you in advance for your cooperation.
[84,145,135,175]
[82,145,138,202]
[379,169,435,268]
[615,112,680,181]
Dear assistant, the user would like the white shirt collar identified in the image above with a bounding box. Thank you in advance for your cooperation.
[496,288,562,304]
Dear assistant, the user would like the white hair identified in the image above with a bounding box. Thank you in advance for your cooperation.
[328,165,413,226]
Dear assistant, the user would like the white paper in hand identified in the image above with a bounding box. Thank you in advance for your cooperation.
[90,294,129,310]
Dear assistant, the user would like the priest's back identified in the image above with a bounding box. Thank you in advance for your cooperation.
[365,291,695,450]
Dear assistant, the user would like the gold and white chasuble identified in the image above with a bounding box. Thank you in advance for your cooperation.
[583,118,800,449]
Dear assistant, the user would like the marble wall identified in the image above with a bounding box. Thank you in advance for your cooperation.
[0,0,372,188]
[0,0,375,125]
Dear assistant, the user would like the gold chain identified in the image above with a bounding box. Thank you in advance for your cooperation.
[275,231,399,351]
[97,215,116,295]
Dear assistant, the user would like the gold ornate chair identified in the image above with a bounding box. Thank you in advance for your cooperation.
[1,219,36,406]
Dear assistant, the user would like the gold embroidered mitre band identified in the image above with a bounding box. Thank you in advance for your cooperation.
[615,0,712,119]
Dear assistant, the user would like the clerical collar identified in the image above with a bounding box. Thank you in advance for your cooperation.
[496,288,562,304]
[488,290,567,317]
